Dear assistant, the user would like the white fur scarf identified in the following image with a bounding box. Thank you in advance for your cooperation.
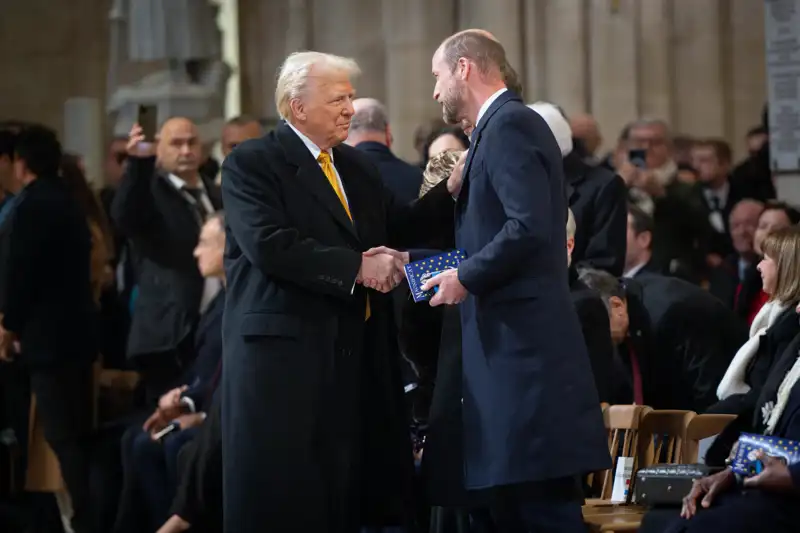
[716,300,788,400]
[766,349,800,434]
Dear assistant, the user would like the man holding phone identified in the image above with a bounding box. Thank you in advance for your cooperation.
[111,115,222,402]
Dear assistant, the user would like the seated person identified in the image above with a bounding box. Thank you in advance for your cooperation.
[567,208,614,402]
[710,226,800,416]
[640,329,800,533]
[624,203,672,279]
[579,268,747,411]
[113,214,226,533]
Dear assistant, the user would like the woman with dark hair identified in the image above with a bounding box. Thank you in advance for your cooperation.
[60,154,115,303]
[421,126,470,167]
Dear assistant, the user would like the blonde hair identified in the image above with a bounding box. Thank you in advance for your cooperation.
[566,208,576,239]
[761,226,800,304]
[420,150,463,197]
[275,51,361,121]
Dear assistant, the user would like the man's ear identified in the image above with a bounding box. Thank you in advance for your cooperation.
[289,98,306,122]
[385,125,393,148]
[641,231,653,251]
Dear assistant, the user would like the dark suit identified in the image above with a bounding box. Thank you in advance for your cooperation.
[564,151,628,276]
[708,254,767,325]
[570,268,614,403]
[1,177,97,533]
[621,275,748,411]
[220,122,453,532]
[111,157,222,398]
[356,141,423,206]
[454,91,609,530]
[694,179,752,259]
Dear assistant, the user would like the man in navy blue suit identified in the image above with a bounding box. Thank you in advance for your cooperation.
[422,30,611,532]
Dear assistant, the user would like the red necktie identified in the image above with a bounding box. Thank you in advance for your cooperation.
[628,345,644,405]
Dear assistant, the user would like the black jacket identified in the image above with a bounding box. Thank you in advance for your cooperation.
[564,152,628,276]
[1,178,97,368]
[618,275,748,411]
[111,158,222,358]
[356,141,424,206]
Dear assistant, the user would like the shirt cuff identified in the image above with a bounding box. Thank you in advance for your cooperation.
[180,396,196,413]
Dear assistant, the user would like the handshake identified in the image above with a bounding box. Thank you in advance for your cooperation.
[356,246,409,293]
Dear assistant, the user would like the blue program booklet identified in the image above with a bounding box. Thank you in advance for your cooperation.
[730,432,800,477]
[404,250,467,303]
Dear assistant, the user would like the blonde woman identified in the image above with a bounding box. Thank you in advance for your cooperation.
[713,226,800,416]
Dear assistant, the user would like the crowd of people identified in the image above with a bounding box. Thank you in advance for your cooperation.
[0,27,798,533]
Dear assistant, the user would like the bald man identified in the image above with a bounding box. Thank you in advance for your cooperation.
[708,199,766,317]
[111,117,223,401]
[347,98,423,205]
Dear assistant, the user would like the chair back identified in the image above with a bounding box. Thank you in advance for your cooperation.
[683,413,736,463]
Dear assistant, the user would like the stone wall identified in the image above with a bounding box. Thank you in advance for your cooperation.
[239,0,767,162]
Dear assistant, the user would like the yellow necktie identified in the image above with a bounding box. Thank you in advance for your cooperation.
[317,152,370,320]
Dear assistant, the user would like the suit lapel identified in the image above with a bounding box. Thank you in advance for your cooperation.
[457,90,520,205]
[277,124,360,243]
[331,146,369,240]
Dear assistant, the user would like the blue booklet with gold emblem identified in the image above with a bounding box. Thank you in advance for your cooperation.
[404,250,467,302]
[730,432,800,477]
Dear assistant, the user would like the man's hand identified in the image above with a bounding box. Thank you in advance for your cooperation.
[358,253,404,293]
[143,409,171,434]
[743,451,795,492]
[363,246,409,266]
[174,413,205,431]
[447,151,468,197]
[159,385,188,412]
[421,269,467,306]
[127,123,156,157]
[680,468,735,519]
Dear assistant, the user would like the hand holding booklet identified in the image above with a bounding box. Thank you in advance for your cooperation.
[403,250,467,303]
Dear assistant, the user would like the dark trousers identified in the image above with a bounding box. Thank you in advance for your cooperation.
[470,478,584,533]
[115,424,198,533]
[29,364,95,533]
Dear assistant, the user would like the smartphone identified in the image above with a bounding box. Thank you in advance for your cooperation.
[628,149,647,169]
[153,421,180,441]
[137,105,158,141]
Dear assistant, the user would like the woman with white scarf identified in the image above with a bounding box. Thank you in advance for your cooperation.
[709,226,800,416]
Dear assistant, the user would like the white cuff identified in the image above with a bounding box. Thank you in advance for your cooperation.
[180,396,196,413]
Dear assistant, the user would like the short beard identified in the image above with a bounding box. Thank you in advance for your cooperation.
[441,84,465,125]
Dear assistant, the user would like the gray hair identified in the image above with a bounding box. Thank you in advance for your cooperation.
[628,117,672,140]
[577,268,625,309]
[439,30,507,77]
[350,98,389,133]
[275,51,361,121]
[566,208,576,240]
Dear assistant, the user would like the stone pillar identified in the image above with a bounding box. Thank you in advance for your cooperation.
[382,0,456,161]
[64,98,103,186]
[523,0,547,101]
[458,0,523,81]
[672,0,726,136]
[215,0,242,119]
[729,0,767,160]
[542,0,588,115]
[314,0,386,102]
[637,0,673,122]
[588,0,638,153]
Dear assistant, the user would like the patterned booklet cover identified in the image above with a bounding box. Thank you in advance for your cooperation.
[730,432,800,476]
[403,250,468,303]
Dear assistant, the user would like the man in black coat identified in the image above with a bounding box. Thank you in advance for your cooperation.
[424,32,609,532]
[579,269,748,412]
[0,125,97,533]
[112,117,222,401]
[221,51,457,532]
[567,209,614,403]
[347,98,424,205]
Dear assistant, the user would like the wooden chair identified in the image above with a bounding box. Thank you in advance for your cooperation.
[585,410,695,532]
[683,413,736,463]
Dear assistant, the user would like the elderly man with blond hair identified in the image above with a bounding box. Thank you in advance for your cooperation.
[219,51,459,531]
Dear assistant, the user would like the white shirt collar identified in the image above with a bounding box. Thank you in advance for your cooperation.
[475,88,508,130]
[286,121,333,163]
[623,260,647,279]
[167,173,205,191]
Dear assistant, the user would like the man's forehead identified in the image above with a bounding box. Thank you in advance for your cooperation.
[630,124,665,138]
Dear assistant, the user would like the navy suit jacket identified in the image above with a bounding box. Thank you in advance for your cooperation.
[454,90,610,488]
[356,141,423,206]
[181,289,224,412]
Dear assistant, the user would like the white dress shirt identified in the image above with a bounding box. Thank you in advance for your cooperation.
[475,88,508,130]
